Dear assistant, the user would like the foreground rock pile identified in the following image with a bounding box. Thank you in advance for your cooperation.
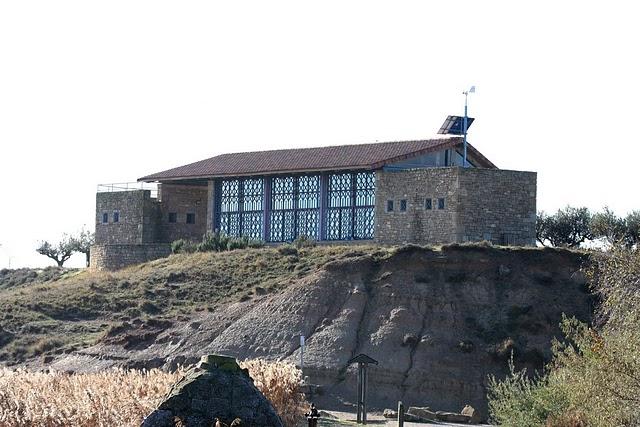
[142,355,283,427]
[384,404,482,424]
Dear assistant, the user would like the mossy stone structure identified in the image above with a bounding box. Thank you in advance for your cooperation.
[141,355,284,427]
[91,137,536,270]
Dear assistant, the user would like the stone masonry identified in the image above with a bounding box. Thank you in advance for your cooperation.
[92,166,536,270]
[374,167,536,246]
[89,243,171,271]
[156,183,208,243]
[91,184,208,270]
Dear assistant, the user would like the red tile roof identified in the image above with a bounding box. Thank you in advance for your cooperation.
[138,137,496,182]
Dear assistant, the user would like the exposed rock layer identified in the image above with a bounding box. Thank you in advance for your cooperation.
[52,245,591,414]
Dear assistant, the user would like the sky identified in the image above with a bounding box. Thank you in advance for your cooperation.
[1,1,639,268]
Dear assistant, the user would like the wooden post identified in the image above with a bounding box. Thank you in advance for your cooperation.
[362,364,367,425]
[356,363,362,423]
[397,401,404,427]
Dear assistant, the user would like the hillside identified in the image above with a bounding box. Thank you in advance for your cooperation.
[0,244,592,415]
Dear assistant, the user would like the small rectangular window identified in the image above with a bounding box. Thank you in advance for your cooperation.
[386,200,394,212]
[186,213,195,224]
[102,212,108,223]
[113,211,119,223]
[438,198,446,210]
[400,199,407,211]
[168,212,177,223]
[425,198,432,210]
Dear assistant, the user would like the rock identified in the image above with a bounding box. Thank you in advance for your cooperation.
[383,408,397,418]
[406,406,437,421]
[141,355,283,427]
[461,405,482,424]
[140,410,174,427]
[436,411,472,423]
[402,333,419,346]
[402,412,422,422]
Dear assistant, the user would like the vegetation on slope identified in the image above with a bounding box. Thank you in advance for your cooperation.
[488,248,640,426]
[0,245,387,364]
[0,360,304,427]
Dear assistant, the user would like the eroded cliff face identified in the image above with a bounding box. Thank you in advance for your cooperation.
[50,245,591,414]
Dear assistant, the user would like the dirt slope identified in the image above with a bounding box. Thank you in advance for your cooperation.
[44,244,591,415]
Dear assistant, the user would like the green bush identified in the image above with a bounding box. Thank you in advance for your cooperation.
[171,239,185,254]
[488,248,640,426]
[488,356,570,426]
[172,232,264,254]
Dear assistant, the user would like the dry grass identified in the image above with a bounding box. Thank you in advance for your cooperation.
[0,367,182,426]
[0,360,306,427]
[241,359,308,427]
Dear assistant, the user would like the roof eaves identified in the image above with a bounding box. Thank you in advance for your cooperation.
[137,164,377,182]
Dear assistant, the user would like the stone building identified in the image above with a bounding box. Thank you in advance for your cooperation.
[90,137,536,270]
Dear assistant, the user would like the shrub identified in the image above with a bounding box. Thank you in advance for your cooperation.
[488,248,640,427]
[488,356,570,427]
[240,359,307,427]
[292,235,317,249]
[173,233,264,254]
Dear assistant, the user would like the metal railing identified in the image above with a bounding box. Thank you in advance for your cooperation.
[97,182,158,198]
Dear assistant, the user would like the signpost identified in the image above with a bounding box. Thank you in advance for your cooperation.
[347,353,379,424]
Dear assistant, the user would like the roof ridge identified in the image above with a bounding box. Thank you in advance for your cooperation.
[194,137,458,165]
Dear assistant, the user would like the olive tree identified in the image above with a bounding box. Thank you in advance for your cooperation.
[36,235,76,267]
[536,206,592,247]
[35,229,95,267]
[71,228,95,267]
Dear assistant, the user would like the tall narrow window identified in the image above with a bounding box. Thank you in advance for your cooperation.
[425,198,432,210]
[186,213,195,224]
[438,198,446,210]
[113,211,120,223]
[270,175,320,242]
[400,200,407,212]
[216,178,264,239]
[386,200,394,212]
[102,212,108,223]
[168,212,177,223]
[326,171,375,240]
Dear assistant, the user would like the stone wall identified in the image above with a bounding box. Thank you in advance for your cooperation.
[90,243,171,271]
[456,168,537,245]
[374,168,460,245]
[375,167,536,246]
[95,190,159,245]
[157,183,208,243]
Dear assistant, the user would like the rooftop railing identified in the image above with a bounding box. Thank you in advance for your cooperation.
[97,182,158,198]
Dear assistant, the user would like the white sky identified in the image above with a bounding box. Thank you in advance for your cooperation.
[1,1,639,268]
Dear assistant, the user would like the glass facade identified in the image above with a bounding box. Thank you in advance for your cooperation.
[214,171,376,242]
